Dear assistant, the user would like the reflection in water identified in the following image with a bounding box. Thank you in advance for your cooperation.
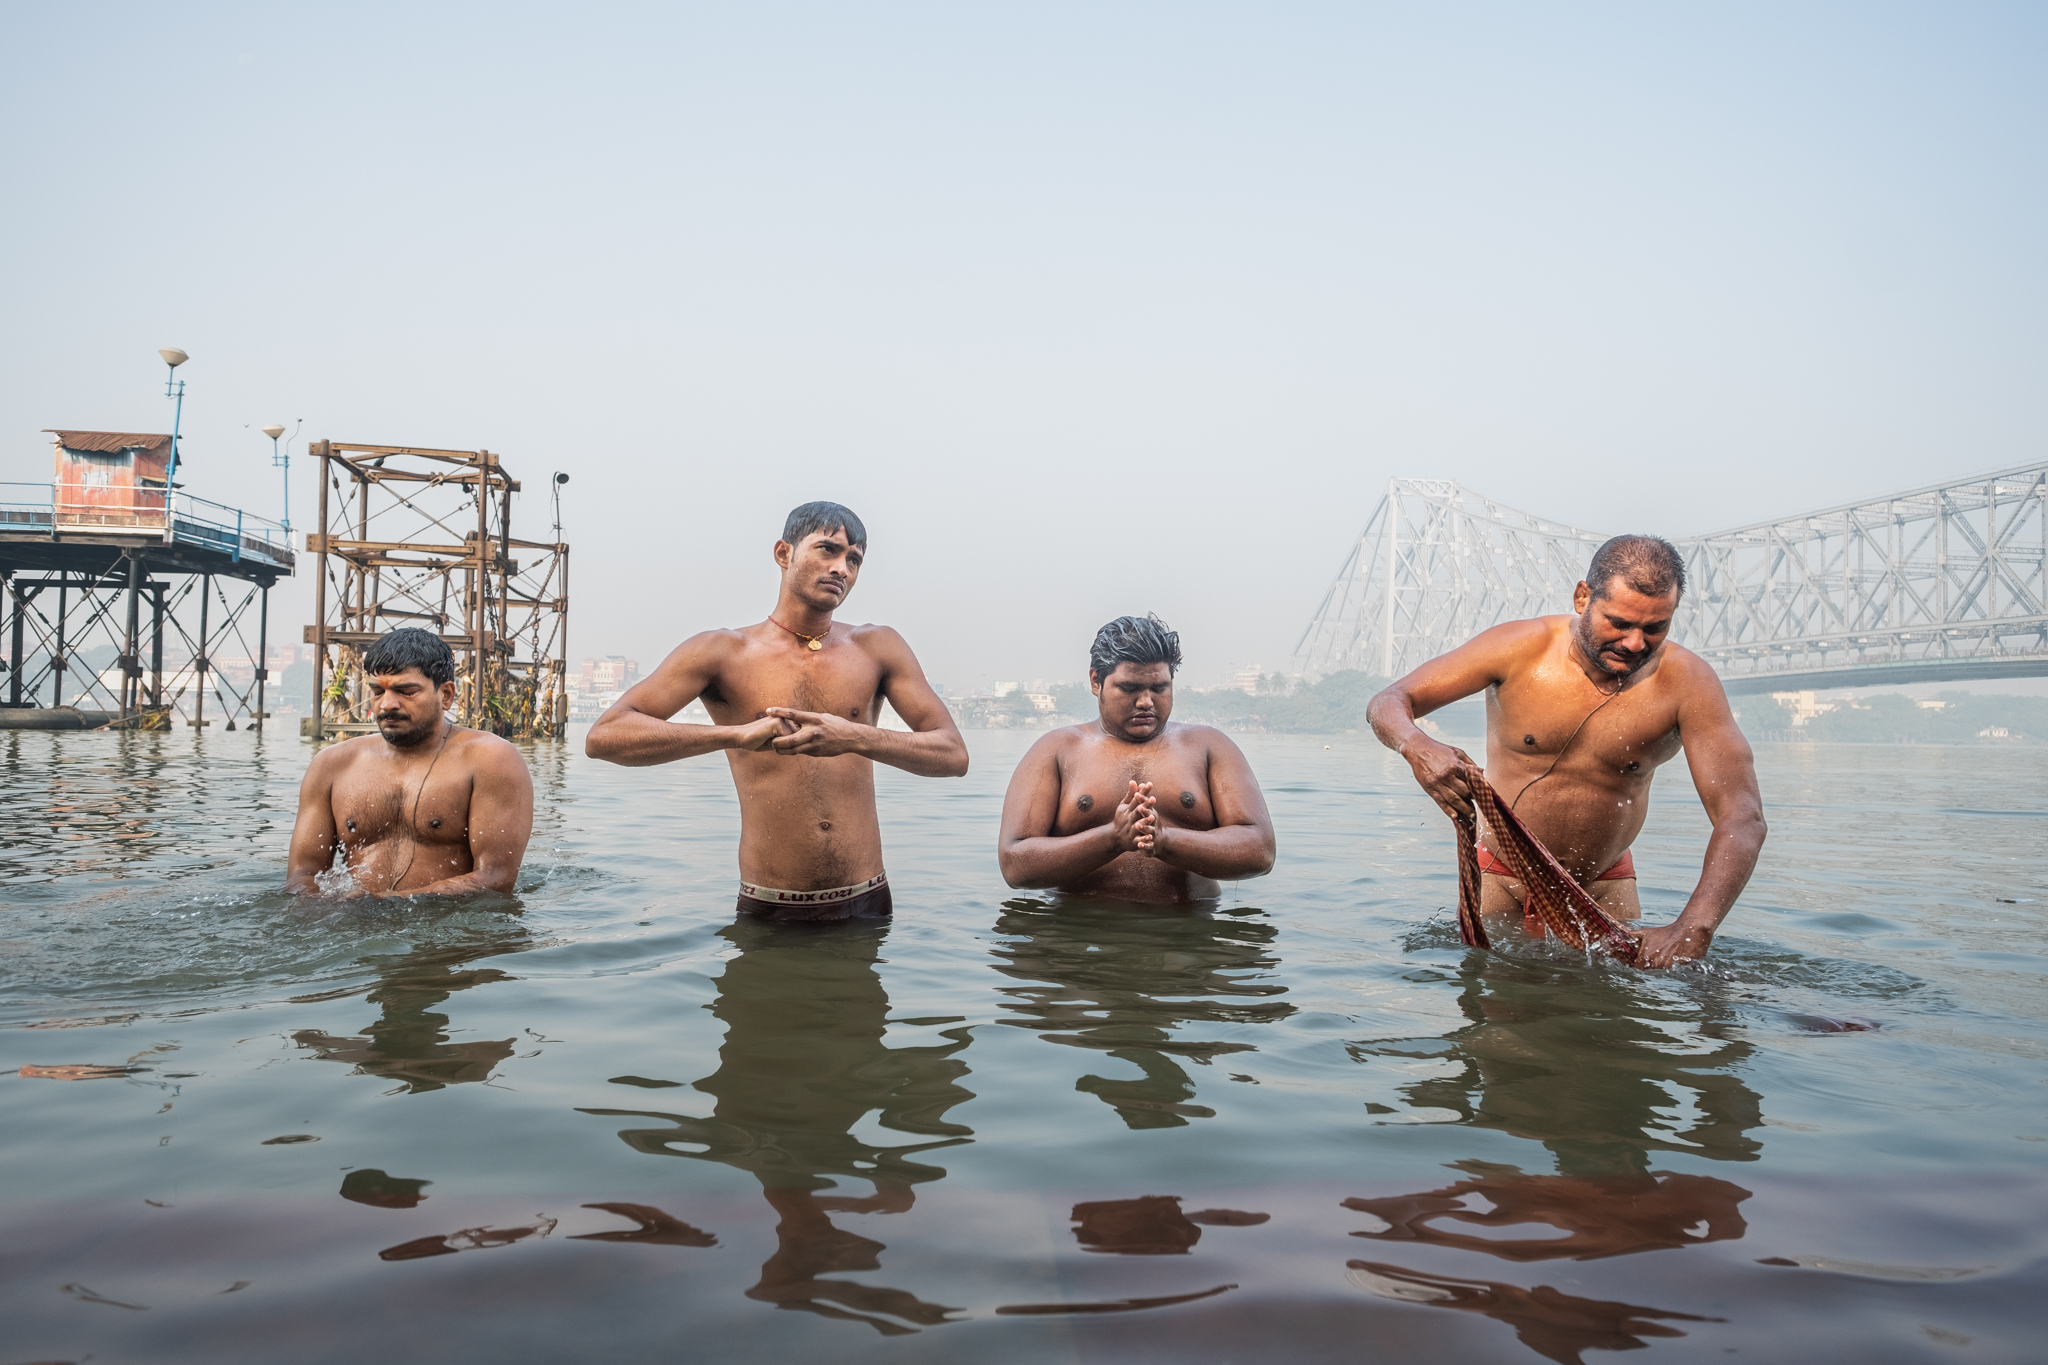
[1346,1260,1720,1365]
[1351,958,1763,1175]
[1070,1195,1272,1254]
[1341,965,1758,1364]
[1344,1162,1750,1262]
[0,732,166,879]
[581,917,975,1336]
[989,898,1293,1129]
[571,1202,717,1247]
[341,1168,432,1208]
[293,931,532,1093]
[380,1218,557,1262]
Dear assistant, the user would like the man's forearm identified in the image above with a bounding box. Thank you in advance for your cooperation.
[408,870,516,897]
[1152,824,1275,881]
[1676,812,1766,932]
[1000,825,1126,889]
[1368,689,1428,755]
[587,711,748,766]
[852,725,969,778]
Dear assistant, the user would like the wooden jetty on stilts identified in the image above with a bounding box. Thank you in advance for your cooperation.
[1,432,294,731]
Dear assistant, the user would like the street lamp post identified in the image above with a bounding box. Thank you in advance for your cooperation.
[158,348,188,541]
[262,419,301,533]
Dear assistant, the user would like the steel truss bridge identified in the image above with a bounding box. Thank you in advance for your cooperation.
[1293,462,2048,695]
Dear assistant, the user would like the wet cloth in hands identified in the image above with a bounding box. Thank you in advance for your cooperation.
[1452,761,1639,963]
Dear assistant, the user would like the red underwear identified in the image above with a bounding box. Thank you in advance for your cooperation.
[1476,844,1635,882]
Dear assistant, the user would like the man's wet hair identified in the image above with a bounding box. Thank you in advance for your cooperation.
[1586,535,1687,603]
[362,627,456,687]
[1089,614,1182,679]
[782,501,868,550]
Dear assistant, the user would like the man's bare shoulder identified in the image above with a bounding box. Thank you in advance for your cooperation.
[1486,615,1568,658]
[1024,722,1097,761]
[1168,721,1249,758]
[447,726,528,770]
[845,621,914,654]
[1165,720,1226,744]
[661,627,750,665]
[1653,641,1731,697]
[308,734,381,775]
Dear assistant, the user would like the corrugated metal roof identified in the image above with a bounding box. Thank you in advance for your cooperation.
[45,430,175,453]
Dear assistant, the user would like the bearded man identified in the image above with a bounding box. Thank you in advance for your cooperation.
[1367,535,1765,966]
[286,628,534,896]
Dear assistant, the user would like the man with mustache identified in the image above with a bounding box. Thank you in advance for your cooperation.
[587,501,967,921]
[1368,535,1764,966]
[998,614,1275,904]
[285,628,534,896]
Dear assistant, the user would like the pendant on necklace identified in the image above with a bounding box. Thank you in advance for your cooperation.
[807,638,822,651]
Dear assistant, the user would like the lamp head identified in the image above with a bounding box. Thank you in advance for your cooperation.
[262,424,286,440]
[159,347,189,369]
[554,472,570,485]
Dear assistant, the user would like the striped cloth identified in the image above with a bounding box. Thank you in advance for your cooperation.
[1452,761,1639,963]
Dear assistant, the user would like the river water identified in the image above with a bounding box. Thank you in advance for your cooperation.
[1,727,2044,1364]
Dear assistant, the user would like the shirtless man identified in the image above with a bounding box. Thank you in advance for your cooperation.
[998,615,1275,904]
[1368,535,1765,967]
[585,501,967,921]
[285,628,534,897]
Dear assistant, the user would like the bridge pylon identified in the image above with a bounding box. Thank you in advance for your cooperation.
[1292,479,1603,680]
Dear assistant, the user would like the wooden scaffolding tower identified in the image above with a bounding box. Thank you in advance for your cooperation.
[304,441,569,739]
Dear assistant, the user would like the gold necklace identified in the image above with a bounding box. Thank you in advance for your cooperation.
[769,617,827,651]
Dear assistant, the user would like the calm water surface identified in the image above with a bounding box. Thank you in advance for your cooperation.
[2,728,2044,1364]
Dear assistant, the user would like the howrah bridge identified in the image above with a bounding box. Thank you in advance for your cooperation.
[1292,461,2048,695]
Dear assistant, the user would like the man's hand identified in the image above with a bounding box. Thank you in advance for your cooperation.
[1113,780,1157,855]
[765,707,868,758]
[1405,737,1478,821]
[1631,920,1714,968]
[731,713,796,752]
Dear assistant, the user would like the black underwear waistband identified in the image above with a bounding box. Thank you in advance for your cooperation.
[735,880,894,923]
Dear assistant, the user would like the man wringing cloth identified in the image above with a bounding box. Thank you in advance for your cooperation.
[1368,536,1765,966]
[286,628,535,896]
[998,615,1275,904]
[585,501,967,921]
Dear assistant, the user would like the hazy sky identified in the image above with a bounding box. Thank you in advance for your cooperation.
[4,3,2043,691]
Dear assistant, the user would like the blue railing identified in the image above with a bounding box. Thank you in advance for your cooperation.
[170,491,294,568]
[0,482,294,569]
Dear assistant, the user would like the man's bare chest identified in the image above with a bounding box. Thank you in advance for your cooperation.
[705,652,884,724]
[1489,679,1683,775]
[1055,738,1213,832]
[330,764,471,845]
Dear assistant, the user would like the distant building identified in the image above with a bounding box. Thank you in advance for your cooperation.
[1769,690,1836,727]
[1229,665,1263,696]
[574,656,639,696]
[47,430,176,522]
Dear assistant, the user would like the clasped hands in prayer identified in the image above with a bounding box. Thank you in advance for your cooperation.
[1112,779,1167,858]
[729,708,867,758]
